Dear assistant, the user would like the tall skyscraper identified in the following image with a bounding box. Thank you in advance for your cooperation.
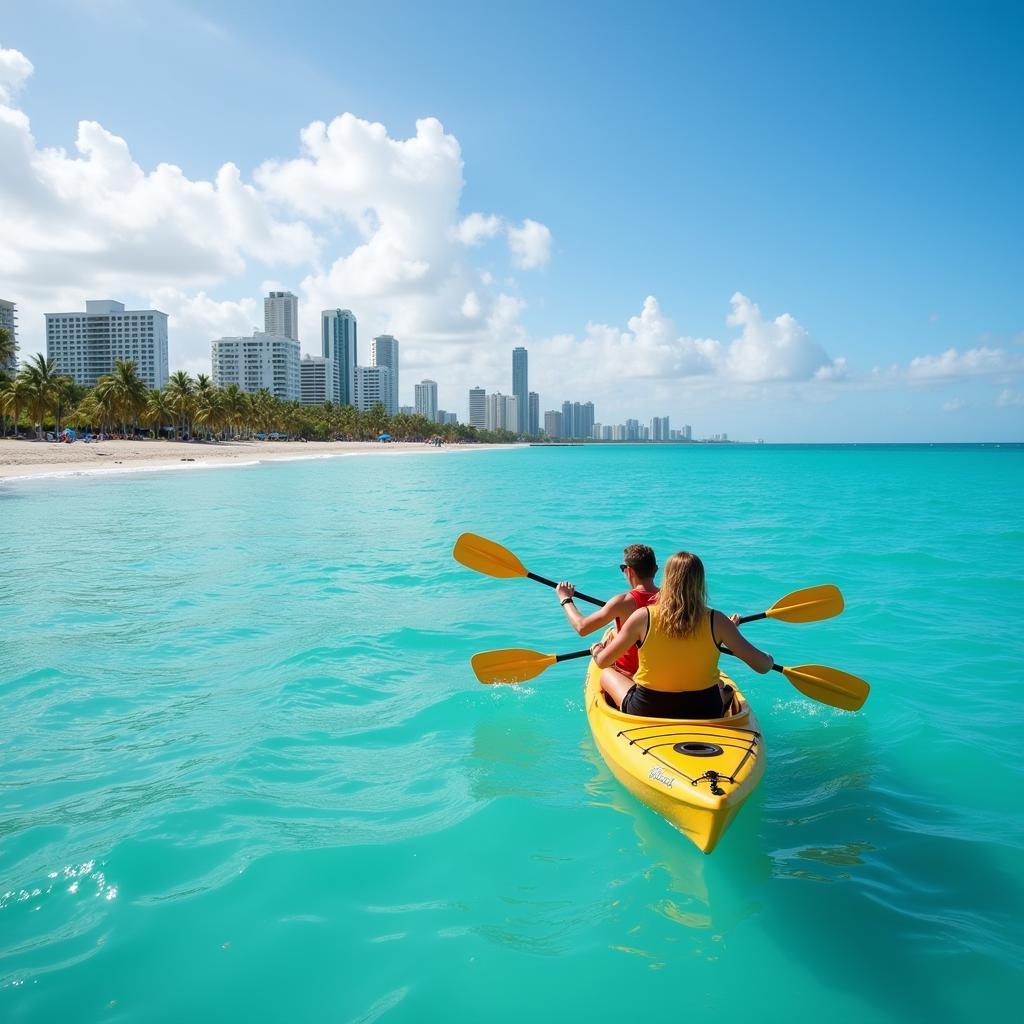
[577,401,595,440]
[468,387,486,428]
[46,300,169,388]
[561,400,574,438]
[512,346,528,433]
[528,392,540,435]
[265,291,299,340]
[371,335,399,414]
[0,299,17,374]
[415,379,438,422]
[544,410,563,438]
[321,309,357,405]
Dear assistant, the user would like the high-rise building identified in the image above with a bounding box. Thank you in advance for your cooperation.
[354,365,393,412]
[441,411,458,425]
[577,401,595,440]
[300,355,337,405]
[211,333,300,401]
[371,335,399,414]
[651,416,670,441]
[265,291,298,340]
[512,346,528,433]
[321,309,357,406]
[561,400,574,438]
[528,392,540,435]
[602,425,613,441]
[485,392,518,432]
[468,387,486,428]
[46,300,169,389]
[415,379,438,422]
[625,418,640,441]
[544,410,563,438]
[0,299,17,374]
[683,424,693,441]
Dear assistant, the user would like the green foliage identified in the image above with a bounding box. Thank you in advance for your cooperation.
[45,366,529,444]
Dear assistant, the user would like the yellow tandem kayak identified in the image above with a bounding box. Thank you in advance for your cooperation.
[584,658,764,854]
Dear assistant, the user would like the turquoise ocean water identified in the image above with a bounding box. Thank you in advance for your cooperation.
[1,444,1022,1022]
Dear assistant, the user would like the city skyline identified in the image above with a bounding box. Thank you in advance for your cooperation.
[2,7,1021,440]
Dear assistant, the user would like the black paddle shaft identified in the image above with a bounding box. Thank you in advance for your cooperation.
[526,572,605,607]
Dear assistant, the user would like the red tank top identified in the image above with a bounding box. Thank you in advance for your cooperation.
[615,587,659,676]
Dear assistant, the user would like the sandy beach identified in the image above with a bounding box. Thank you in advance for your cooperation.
[0,437,518,482]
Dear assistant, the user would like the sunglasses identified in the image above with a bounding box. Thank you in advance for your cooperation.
[619,563,630,572]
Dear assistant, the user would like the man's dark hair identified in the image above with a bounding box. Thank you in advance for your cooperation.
[623,543,658,578]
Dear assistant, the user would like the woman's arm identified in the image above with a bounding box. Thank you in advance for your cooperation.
[591,607,648,668]
[555,582,630,637]
[714,612,774,673]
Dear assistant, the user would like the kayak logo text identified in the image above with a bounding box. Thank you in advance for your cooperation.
[648,766,674,788]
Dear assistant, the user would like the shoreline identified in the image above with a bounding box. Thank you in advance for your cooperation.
[0,438,521,484]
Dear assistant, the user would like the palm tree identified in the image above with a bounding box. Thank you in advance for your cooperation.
[94,360,148,436]
[221,384,246,439]
[18,353,61,439]
[194,387,225,439]
[165,371,195,439]
[142,388,175,439]
[0,377,31,437]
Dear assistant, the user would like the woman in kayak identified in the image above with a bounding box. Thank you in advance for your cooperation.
[589,551,774,718]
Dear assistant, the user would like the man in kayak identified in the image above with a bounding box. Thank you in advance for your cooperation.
[590,551,773,717]
[555,543,660,678]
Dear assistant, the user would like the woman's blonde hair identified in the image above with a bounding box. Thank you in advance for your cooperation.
[655,552,708,638]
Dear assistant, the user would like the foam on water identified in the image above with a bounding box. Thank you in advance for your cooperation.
[1,444,1022,1021]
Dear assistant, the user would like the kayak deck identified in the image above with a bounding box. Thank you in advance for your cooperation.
[585,660,765,853]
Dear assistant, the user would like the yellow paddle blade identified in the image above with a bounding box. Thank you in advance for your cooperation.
[471,648,557,685]
[782,664,869,712]
[453,533,528,579]
[766,584,845,623]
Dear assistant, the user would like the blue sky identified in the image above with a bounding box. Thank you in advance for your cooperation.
[2,0,1022,440]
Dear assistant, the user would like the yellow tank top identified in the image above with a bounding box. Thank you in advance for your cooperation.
[633,605,720,692]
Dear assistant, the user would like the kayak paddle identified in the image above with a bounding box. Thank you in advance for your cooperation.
[454,534,844,626]
[472,645,869,712]
[735,584,844,625]
[453,533,605,606]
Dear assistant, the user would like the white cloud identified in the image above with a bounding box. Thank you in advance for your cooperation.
[454,212,502,246]
[996,388,1024,408]
[534,293,842,397]
[906,346,1023,381]
[0,46,32,104]
[942,398,967,413]
[507,218,552,269]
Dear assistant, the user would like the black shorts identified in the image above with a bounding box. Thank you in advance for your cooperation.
[620,682,725,719]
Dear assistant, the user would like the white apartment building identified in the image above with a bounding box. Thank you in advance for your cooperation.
[414,379,438,422]
[354,365,393,412]
[370,335,399,414]
[485,392,518,432]
[265,291,299,341]
[300,355,338,405]
[0,299,17,374]
[45,300,169,389]
[211,333,300,401]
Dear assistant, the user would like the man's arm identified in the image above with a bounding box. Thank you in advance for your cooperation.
[555,583,632,637]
